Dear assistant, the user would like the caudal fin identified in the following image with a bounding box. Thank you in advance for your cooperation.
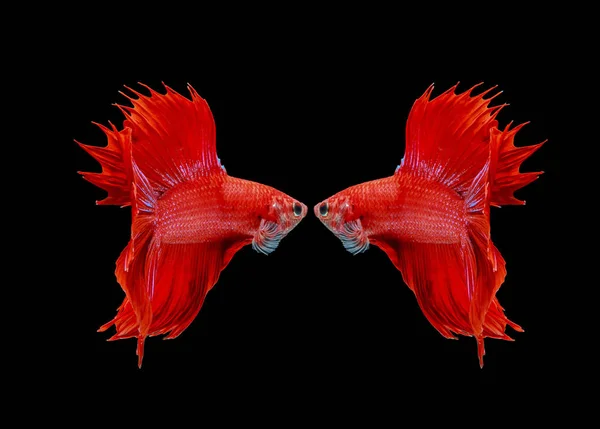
[76,123,133,206]
[462,141,515,366]
[379,148,520,367]
[386,83,537,366]
[375,152,521,367]
[82,83,230,366]
[490,123,545,206]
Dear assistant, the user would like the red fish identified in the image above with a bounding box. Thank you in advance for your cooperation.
[77,83,307,367]
[314,83,544,367]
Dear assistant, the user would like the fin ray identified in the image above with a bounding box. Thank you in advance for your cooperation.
[490,123,545,206]
[100,240,226,366]
[117,83,224,198]
[401,83,503,194]
[372,237,519,367]
[375,139,519,366]
[76,124,132,206]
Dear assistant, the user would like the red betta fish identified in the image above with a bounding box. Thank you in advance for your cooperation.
[77,83,307,367]
[314,83,544,367]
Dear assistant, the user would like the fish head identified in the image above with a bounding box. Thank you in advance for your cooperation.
[268,192,308,233]
[314,192,369,255]
[252,190,307,255]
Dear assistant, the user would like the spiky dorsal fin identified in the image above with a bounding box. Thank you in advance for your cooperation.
[116,82,225,195]
[77,82,224,206]
[400,83,505,195]
[400,82,545,204]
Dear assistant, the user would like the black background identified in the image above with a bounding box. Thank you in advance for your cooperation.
[32,12,579,413]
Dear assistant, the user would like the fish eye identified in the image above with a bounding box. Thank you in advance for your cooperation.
[319,202,329,217]
[293,202,303,217]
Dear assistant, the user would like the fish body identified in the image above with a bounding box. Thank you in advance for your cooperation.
[155,175,298,246]
[77,83,306,366]
[315,83,544,367]
[321,174,466,245]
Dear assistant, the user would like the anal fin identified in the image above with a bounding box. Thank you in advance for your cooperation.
[371,238,520,367]
[99,241,227,367]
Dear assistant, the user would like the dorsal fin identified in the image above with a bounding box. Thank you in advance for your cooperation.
[400,83,505,195]
[116,82,224,197]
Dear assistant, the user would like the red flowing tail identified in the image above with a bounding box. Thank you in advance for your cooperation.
[76,123,133,206]
[79,83,229,367]
[378,83,543,366]
[490,122,545,206]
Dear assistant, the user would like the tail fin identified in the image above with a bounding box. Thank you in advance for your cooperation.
[385,83,533,366]
[76,123,133,206]
[490,122,546,206]
[83,83,230,366]
[376,142,522,367]
[462,138,520,367]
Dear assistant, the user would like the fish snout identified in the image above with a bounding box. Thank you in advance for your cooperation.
[313,203,320,217]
